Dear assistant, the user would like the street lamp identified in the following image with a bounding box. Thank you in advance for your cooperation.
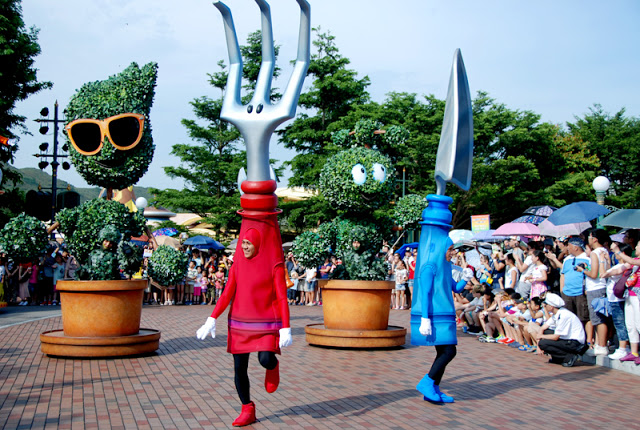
[592,176,610,229]
[592,176,610,206]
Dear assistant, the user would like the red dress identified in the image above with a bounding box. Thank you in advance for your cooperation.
[210,216,290,354]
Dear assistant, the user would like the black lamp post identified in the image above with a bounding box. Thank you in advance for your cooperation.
[33,101,70,231]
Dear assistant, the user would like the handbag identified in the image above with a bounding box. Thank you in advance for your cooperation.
[285,269,294,288]
[613,268,633,299]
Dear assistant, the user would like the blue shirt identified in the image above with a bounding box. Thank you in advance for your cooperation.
[561,253,591,296]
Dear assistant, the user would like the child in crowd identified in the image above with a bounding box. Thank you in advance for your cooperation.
[461,285,485,333]
[526,250,548,298]
[214,265,225,303]
[185,260,197,305]
[522,296,545,351]
[206,265,217,305]
[503,254,519,292]
[394,260,408,310]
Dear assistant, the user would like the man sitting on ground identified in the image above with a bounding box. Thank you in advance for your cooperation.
[535,293,586,367]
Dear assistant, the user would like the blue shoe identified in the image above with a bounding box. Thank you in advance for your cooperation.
[416,375,441,402]
[435,386,454,403]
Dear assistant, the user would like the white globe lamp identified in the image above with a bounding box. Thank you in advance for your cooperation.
[592,176,610,205]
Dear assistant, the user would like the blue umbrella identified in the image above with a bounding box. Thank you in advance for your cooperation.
[512,215,546,225]
[523,205,557,217]
[395,242,418,255]
[547,201,610,225]
[183,235,225,250]
[600,209,640,229]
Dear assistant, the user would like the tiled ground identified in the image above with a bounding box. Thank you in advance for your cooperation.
[1,305,638,429]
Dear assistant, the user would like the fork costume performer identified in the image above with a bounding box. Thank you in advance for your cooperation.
[195,0,310,427]
[412,49,474,404]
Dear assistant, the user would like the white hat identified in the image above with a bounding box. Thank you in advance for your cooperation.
[544,292,565,308]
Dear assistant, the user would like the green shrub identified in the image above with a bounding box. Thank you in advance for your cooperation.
[148,245,189,286]
[0,213,48,262]
[394,194,428,230]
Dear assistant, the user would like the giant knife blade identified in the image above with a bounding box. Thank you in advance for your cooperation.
[434,49,473,196]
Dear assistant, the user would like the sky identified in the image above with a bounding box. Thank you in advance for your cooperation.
[11,0,640,191]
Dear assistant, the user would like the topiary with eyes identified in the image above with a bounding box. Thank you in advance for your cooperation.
[293,138,399,280]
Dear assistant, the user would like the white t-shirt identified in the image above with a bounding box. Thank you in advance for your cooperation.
[530,264,548,281]
[306,267,317,282]
[395,268,408,287]
[551,308,586,344]
[584,247,608,292]
[505,266,518,290]
[518,255,534,283]
[0,265,5,283]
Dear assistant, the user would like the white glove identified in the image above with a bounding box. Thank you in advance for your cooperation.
[419,317,432,336]
[461,268,474,282]
[196,317,216,340]
[279,327,292,348]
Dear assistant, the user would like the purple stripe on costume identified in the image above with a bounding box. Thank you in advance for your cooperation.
[229,319,282,331]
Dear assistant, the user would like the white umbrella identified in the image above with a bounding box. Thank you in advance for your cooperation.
[538,219,591,238]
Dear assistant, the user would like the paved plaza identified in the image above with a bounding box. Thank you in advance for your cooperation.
[1,304,638,430]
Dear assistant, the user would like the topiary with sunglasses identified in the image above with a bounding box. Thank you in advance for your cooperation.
[64,62,158,191]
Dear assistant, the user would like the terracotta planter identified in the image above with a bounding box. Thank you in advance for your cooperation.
[319,279,394,330]
[56,279,146,337]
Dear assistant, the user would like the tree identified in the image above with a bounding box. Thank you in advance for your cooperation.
[567,105,640,208]
[0,0,52,163]
[277,27,371,188]
[0,0,52,227]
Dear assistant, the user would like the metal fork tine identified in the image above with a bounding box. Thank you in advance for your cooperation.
[213,1,243,111]
[253,0,275,104]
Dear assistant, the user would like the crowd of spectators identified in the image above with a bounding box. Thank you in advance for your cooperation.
[454,228,640,367]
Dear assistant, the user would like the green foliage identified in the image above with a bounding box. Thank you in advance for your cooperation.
[291,231,330,269]
[277,27,371,188]
[64,62,158,189]
[77,249,119,280]
[56,198,146,266]
[148,245,189,286]
[340,249,387,281]
[117,241,144,279]
[319,147,394,212]
[394,194,427,230]
[0,0,52,163]
[0,213,48,262]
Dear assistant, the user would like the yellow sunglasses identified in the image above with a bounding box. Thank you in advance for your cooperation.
[65,113,145,156]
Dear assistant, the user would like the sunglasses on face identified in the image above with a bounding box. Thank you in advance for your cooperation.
[65,113,145,155]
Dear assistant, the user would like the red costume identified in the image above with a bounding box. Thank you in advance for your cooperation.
[210,215,290,354]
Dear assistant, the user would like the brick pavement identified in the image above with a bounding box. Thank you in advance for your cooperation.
[1,305,638,429]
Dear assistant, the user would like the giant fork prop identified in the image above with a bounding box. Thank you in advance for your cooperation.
[212,0,309,248]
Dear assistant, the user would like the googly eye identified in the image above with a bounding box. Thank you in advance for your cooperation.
[372,163,386,183]
[351,163,367,185]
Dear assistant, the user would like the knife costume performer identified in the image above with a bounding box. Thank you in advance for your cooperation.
[196,0,310,426]
[412,50,474,403]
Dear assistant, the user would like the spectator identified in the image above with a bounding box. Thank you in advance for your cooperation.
[185,260,197,305]
[304,266,317,306]
[559,238,590,325]
[393,260,408,310]
[536,293,587,367]
[51,254,65,305]
[602,243,633,360]
[610,240,640,363]
[577,229,611,356]
[514,243,535,298]
[503,253,519,292]
[526,250,549,299]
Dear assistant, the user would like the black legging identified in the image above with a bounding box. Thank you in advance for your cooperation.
[428,344,456,386]
[233,352,278,405]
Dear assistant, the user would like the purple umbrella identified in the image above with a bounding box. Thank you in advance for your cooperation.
[512,215,546,225]
[523,205,557,217]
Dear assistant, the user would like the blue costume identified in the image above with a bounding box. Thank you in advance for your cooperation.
[412,195,468,403]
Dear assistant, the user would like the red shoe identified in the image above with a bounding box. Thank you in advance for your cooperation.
[232,401,256,427]
[265,362,279,393]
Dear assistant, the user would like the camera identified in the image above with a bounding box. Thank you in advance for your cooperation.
[573,263,587,271]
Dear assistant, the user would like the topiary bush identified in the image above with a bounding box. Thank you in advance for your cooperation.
[291,230,330,269]
[64,62,158,189]
[148,245,189,286]
[0,213,48,262]
[56,199,145,280]
[394,194,428,230]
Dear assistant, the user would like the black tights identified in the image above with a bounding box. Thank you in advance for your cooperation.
[233,352,278,405]
[428,344,456,386]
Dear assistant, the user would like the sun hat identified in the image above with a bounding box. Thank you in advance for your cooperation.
[544,292,565,308]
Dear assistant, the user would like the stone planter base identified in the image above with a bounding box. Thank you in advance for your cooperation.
[40,329,160,358]
[306,279,405,348]
[39,279,160,358]
[305,324,406,348]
